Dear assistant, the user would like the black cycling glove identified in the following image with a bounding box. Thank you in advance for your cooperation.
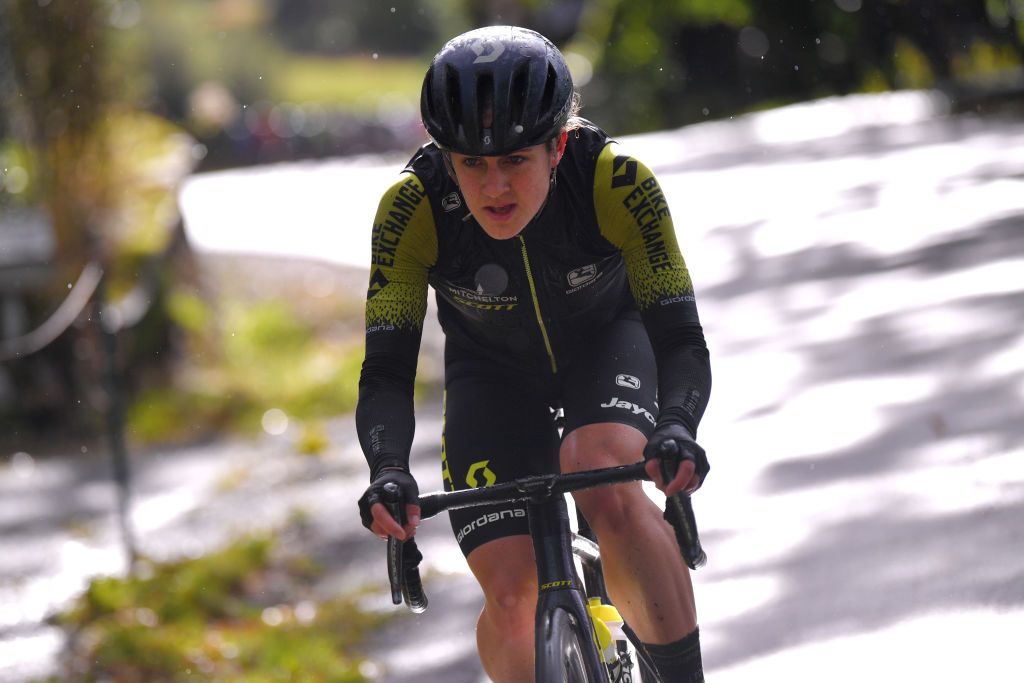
[643,423,710,490]
[358,467,420,531]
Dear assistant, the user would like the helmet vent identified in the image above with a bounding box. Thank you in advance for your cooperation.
[476,72,494,128]
[510,63,529,132]
[540,63,558,120]
[445,63,462,128]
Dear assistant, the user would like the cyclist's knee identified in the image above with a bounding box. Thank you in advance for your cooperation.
[468,537,537,626]
[480,567,534,612]
[479,579,536,638]
[483,586,534,623]
[575,484,656,538]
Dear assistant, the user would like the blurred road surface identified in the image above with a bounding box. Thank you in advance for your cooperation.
[2,91,1023,681]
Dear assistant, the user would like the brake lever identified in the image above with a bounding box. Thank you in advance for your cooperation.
[655,441,707,570]
[658,441,678,487]
[382,481,429,612]
[382,482,405,606]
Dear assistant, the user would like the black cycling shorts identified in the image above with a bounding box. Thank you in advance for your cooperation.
[440,313,658,557]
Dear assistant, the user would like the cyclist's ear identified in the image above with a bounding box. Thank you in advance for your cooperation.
[551,131,568,166]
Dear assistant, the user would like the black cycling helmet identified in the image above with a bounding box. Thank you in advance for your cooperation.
[421,25,574,156]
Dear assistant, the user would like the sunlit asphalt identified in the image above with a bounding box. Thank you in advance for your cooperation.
[2,91,1023,682]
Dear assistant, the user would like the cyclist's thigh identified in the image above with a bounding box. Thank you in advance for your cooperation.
[443,354,560,557]
[560,315,660,523]
[465,535,538,604]
[560,312,658,444]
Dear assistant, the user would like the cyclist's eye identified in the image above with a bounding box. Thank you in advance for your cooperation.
[462,157,482,168]
[504,155,526,165]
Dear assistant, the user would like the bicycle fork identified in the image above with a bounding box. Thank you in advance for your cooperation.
[530,494,608,681]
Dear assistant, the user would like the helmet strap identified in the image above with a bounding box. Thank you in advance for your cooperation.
[441,151,459,184]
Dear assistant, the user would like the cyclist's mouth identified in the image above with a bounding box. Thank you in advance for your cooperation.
[485,203,516,220]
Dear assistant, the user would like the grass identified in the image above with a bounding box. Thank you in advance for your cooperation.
[39,531,389,682]
[273,55,425,110]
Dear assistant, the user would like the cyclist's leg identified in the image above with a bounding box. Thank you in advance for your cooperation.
[443,353,559,683]
[560,314,699,648]
[562,423,697,639]
[466,536,538,682]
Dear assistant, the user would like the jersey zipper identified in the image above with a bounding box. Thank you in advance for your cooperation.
[517,235,558,374]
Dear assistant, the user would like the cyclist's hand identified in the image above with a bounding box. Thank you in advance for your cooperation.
[643,424,709,496]
[358,468,421,541]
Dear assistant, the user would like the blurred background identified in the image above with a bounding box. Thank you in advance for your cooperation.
[1,1,1023,682]
[2,0,1022,453]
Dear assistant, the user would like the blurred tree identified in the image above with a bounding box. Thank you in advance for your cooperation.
[1,1,196,438]
[273,0,438,55]
[459,0,585,43]
[1,0,110,433]
[4,0,108,280]
[566,0,1024,134]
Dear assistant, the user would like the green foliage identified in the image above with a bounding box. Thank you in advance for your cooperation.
[225,301,311,358]
[48,535,384,682]
[101,0,439,122]
[274,55,425,109]
[217,300,364,420]
[128,296,367,445]
[574,0,1024,134]
[167,292,213,336]
[672,0,753,27]
[126,385,227,444]
[892,39,936,89]
[958,39,1024,76]
[104,0,277,113]
[273,0,439,56]
[71,538,271,626]
[0,140,39,204]
[296,421,331,456]
[102,110,194,249]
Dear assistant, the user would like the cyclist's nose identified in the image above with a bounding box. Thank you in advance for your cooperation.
[480,166,511,198]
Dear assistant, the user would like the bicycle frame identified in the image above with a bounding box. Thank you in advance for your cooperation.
[385,461,705,681]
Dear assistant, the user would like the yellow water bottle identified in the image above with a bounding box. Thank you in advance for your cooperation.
[587,597,625,665]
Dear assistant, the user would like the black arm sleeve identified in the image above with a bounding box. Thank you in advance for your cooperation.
[645,321,711,437]
[356,331,421,479]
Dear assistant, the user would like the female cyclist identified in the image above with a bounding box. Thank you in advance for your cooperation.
[356,25,711,682]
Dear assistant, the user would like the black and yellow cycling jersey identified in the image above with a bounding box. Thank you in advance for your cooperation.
[356,123,710,476]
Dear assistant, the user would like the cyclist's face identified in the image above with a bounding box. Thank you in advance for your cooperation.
[450,133,567,240]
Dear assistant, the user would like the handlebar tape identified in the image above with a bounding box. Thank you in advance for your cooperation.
[657,442,708,570]
[664,493,707,570]
[382,482,429,612]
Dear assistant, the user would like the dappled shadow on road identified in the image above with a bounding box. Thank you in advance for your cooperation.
[761,373,1023,492]
[0,452,124,579]
[695,118,1024,669]
[706,500,1024,668]
[758,257,1024,491]
[360,576,485,683]
[703,211,1024,303]
[656,113,1022,175]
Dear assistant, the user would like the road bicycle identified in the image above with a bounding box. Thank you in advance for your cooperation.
[381,450,706,682]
